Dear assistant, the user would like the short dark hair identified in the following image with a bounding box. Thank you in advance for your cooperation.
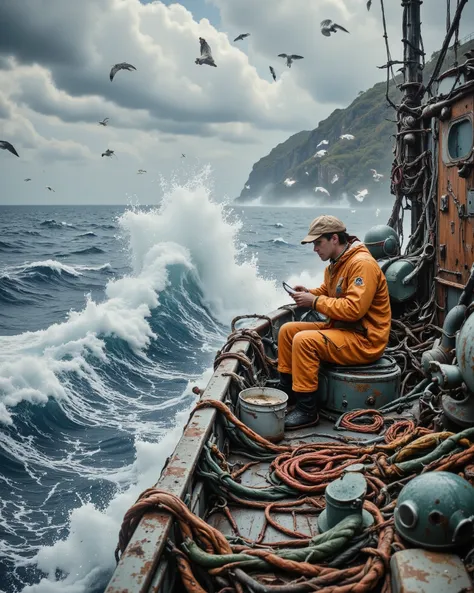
[321,231,349,244]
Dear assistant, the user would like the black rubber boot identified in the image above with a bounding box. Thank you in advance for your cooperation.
[277,372,296,406]
[285,392,319,428]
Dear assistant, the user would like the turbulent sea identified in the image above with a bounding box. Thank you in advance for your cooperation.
[0,174,392,593]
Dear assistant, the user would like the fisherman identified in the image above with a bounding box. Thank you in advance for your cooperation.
[278,215,391,428]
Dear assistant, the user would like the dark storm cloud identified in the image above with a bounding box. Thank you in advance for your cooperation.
[0,1,98,67]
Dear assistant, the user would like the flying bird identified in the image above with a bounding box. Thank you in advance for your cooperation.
[244,184,250,190]
[367,0,372,10]
[314,186,330,196]
[284,178,296,187]
[46,186,55,192]
[109,62,137,81]
[181,153,186,158]
[320,20,350,37]
[331,174,339,184]
[278,53,304,68]
[370,168,384,181]
[316,139,329,148]
[137,169,146,174]
[24,178,32,182]
[354,189,369,202]
[101,149,115,158]
[234,33,250,42]
[340,134,355,140]
[98,117,109,126]
[269,66,277,81]
[0,140,19,157]
[195,37,217,67]
[314,149,327,158]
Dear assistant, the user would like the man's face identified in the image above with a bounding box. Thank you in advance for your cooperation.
[312,235,337,261]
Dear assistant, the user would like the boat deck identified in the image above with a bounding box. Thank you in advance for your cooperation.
[207,416,391,545]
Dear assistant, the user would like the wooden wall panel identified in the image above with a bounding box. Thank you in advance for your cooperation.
[436,95,474,317]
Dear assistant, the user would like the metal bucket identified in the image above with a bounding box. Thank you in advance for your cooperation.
[238,387,288,443]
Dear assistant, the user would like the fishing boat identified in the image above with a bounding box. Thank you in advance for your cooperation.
[104,2,474,592]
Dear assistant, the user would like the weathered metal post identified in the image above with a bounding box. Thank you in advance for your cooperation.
[400,0,424,236]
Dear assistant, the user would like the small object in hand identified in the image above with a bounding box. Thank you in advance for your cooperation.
[282,282,297,295]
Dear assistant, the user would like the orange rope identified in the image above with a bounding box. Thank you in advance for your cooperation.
[384,419,416,442]
[339,409,385,433]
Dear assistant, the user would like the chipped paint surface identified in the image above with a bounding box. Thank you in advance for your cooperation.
[391,549,472,592]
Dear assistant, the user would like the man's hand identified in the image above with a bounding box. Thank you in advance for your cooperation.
[292,291,316,308]
[293,285,309,292]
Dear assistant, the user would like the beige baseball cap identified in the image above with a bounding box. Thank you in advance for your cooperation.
[301,215,346,244]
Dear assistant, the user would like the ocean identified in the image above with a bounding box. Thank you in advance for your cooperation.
[0,175,392,593]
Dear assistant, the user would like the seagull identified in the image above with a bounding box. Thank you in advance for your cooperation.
[314,150,327,158]
[375,208,381,217]
[46,186,55,192]
[24,178,32,182]
[181,153,186,158]
[234,33,250,42]
[137,169,147,174]
[284,178,296,187]
[314,186,330,196]
[0,140,19,157]
[370,168,384,181]
[269,66,277,81]
[195,37,217,67]
[305,171,309,176]
[278,53,304,68]
[367,0,372,10]
[316,140,329,148]
[109,62,137,81]
[244,184,250,190]
[98,117,109,126]
[331,174,339,184]
[340,134,355,140]
[354,189,369,202]
[101,149,115,158]
[320,20,350,37]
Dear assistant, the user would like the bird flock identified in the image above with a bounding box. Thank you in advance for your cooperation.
[287,132,378,201]
[1,5,379,197]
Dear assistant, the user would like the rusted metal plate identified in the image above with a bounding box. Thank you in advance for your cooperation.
[391,549,473,593]
[104,307,290,593]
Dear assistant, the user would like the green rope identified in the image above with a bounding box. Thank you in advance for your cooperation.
[196,445,295,501]
[182,515,363,571]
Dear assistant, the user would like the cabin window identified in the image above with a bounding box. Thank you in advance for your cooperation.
[447,118,473,160]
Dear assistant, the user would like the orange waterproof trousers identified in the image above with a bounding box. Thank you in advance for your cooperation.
[277,321,382,393]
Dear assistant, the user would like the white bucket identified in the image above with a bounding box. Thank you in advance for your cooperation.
[238,387,288,443]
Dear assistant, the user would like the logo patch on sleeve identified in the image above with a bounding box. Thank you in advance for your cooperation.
[354,277,364,286]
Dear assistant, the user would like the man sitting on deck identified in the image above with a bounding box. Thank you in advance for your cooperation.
[278,215,391,428]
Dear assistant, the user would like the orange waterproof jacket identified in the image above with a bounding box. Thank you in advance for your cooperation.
[309,241,391,357]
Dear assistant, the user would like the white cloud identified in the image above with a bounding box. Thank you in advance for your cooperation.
[0,0,472,203]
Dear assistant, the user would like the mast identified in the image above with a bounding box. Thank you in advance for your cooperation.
[400,0,424,236]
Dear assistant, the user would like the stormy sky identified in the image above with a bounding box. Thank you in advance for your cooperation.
[0,0,472,205]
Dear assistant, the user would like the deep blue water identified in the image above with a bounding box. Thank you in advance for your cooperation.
[0,188,392,593]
